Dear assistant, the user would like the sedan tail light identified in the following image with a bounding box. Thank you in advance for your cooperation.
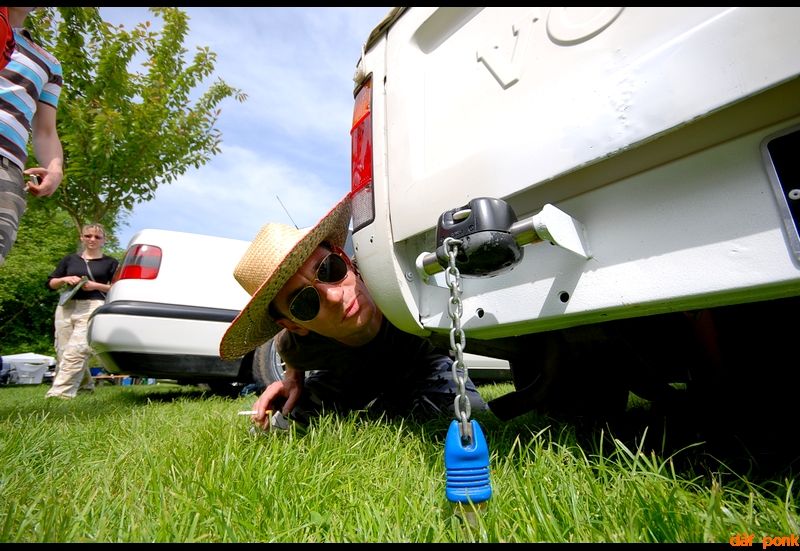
[113,244,162,282]
[351,77,374,233]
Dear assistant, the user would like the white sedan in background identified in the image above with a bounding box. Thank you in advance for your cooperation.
[88,229,508,395]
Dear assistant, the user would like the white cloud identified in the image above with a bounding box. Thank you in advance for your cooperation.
[122,142,351,243]
[98,7,390,247]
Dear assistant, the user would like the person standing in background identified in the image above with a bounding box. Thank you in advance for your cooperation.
[45,223,118,399]
[0,6,63,266]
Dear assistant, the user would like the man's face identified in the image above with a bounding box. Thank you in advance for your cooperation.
[272,246,380,343]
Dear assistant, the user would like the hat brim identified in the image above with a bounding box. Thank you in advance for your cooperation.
[219,195,352,360]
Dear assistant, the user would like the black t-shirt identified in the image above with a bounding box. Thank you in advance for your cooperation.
[47,253,119,301]
[276,317,453,397]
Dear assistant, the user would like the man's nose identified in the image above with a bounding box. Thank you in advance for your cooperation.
[316,281,344,304]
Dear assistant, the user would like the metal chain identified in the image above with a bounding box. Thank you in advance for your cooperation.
[443,237,473,443]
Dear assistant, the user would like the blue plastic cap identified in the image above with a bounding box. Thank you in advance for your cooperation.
[444,419,492,504]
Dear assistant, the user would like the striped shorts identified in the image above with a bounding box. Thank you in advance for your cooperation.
[0,155,25,266]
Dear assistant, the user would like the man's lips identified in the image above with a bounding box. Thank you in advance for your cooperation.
[343,293,360,320]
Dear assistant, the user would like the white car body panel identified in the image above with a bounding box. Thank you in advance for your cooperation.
[351,7,800,340]
[89,314,237,358]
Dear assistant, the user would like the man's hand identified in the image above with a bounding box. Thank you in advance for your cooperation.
[24,168,62,197]
[251,366,304,430]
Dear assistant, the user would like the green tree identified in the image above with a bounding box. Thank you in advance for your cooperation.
[27,6,247,239]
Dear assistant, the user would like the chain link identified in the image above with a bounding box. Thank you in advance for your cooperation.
[443,237,473,443]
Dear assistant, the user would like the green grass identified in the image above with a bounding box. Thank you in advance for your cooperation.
[0,382,797,542]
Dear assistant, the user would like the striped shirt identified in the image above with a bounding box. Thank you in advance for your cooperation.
[0,28,62,170]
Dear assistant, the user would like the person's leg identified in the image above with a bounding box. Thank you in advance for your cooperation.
[47,302,79,398]
[52,304,69,377]
[78,356,95,391]
[47,303,75,396]
[46,301,97,399]
[0,158,25,266]
[394,356,488,419]
[78,301,104,391]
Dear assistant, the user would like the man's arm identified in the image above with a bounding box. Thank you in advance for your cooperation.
[26,103,63,197]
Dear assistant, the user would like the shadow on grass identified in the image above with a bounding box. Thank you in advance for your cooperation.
[488,400,800,489]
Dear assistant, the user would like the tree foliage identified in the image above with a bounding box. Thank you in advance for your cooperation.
[1,7,245,355]
[27,7,247,238]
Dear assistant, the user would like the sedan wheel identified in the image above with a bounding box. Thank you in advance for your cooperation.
[252,337,285,387]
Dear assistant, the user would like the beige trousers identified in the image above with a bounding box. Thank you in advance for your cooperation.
[47,299,104,399]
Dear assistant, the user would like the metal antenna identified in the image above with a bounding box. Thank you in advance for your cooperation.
[276,195,299,229]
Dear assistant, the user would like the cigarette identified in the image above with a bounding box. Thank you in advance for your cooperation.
[237,410,272,416]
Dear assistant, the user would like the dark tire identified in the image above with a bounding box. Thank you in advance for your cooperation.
[252,337,285,387]
[204,381,245,398]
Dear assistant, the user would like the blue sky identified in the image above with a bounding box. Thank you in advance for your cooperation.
[97,7,390,247]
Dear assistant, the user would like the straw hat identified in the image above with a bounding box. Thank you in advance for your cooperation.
[219,194,351,360]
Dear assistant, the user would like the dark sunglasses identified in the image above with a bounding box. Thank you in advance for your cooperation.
[82,234,104,239]
[288,252,349,321]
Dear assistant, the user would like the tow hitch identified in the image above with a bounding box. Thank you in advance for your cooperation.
[418,197,591,422]
[416,197,591,280]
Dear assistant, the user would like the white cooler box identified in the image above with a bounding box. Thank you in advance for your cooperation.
[1,353,56,385]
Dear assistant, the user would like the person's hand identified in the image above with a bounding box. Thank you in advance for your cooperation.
[60,275,83,287]
[24,168,62,197]
[82,280,106,292]
[251,366,304,430]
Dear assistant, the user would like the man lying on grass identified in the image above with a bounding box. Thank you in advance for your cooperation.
[219,194,487,429]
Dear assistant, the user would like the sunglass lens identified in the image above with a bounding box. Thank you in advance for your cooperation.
[317,254,348,283]
[289,286,321,321]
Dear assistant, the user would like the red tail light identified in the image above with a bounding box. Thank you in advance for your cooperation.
[351,77,375,232]
[113,244,162,282]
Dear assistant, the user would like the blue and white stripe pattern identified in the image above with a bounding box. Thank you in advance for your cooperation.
[0,28,62,170]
